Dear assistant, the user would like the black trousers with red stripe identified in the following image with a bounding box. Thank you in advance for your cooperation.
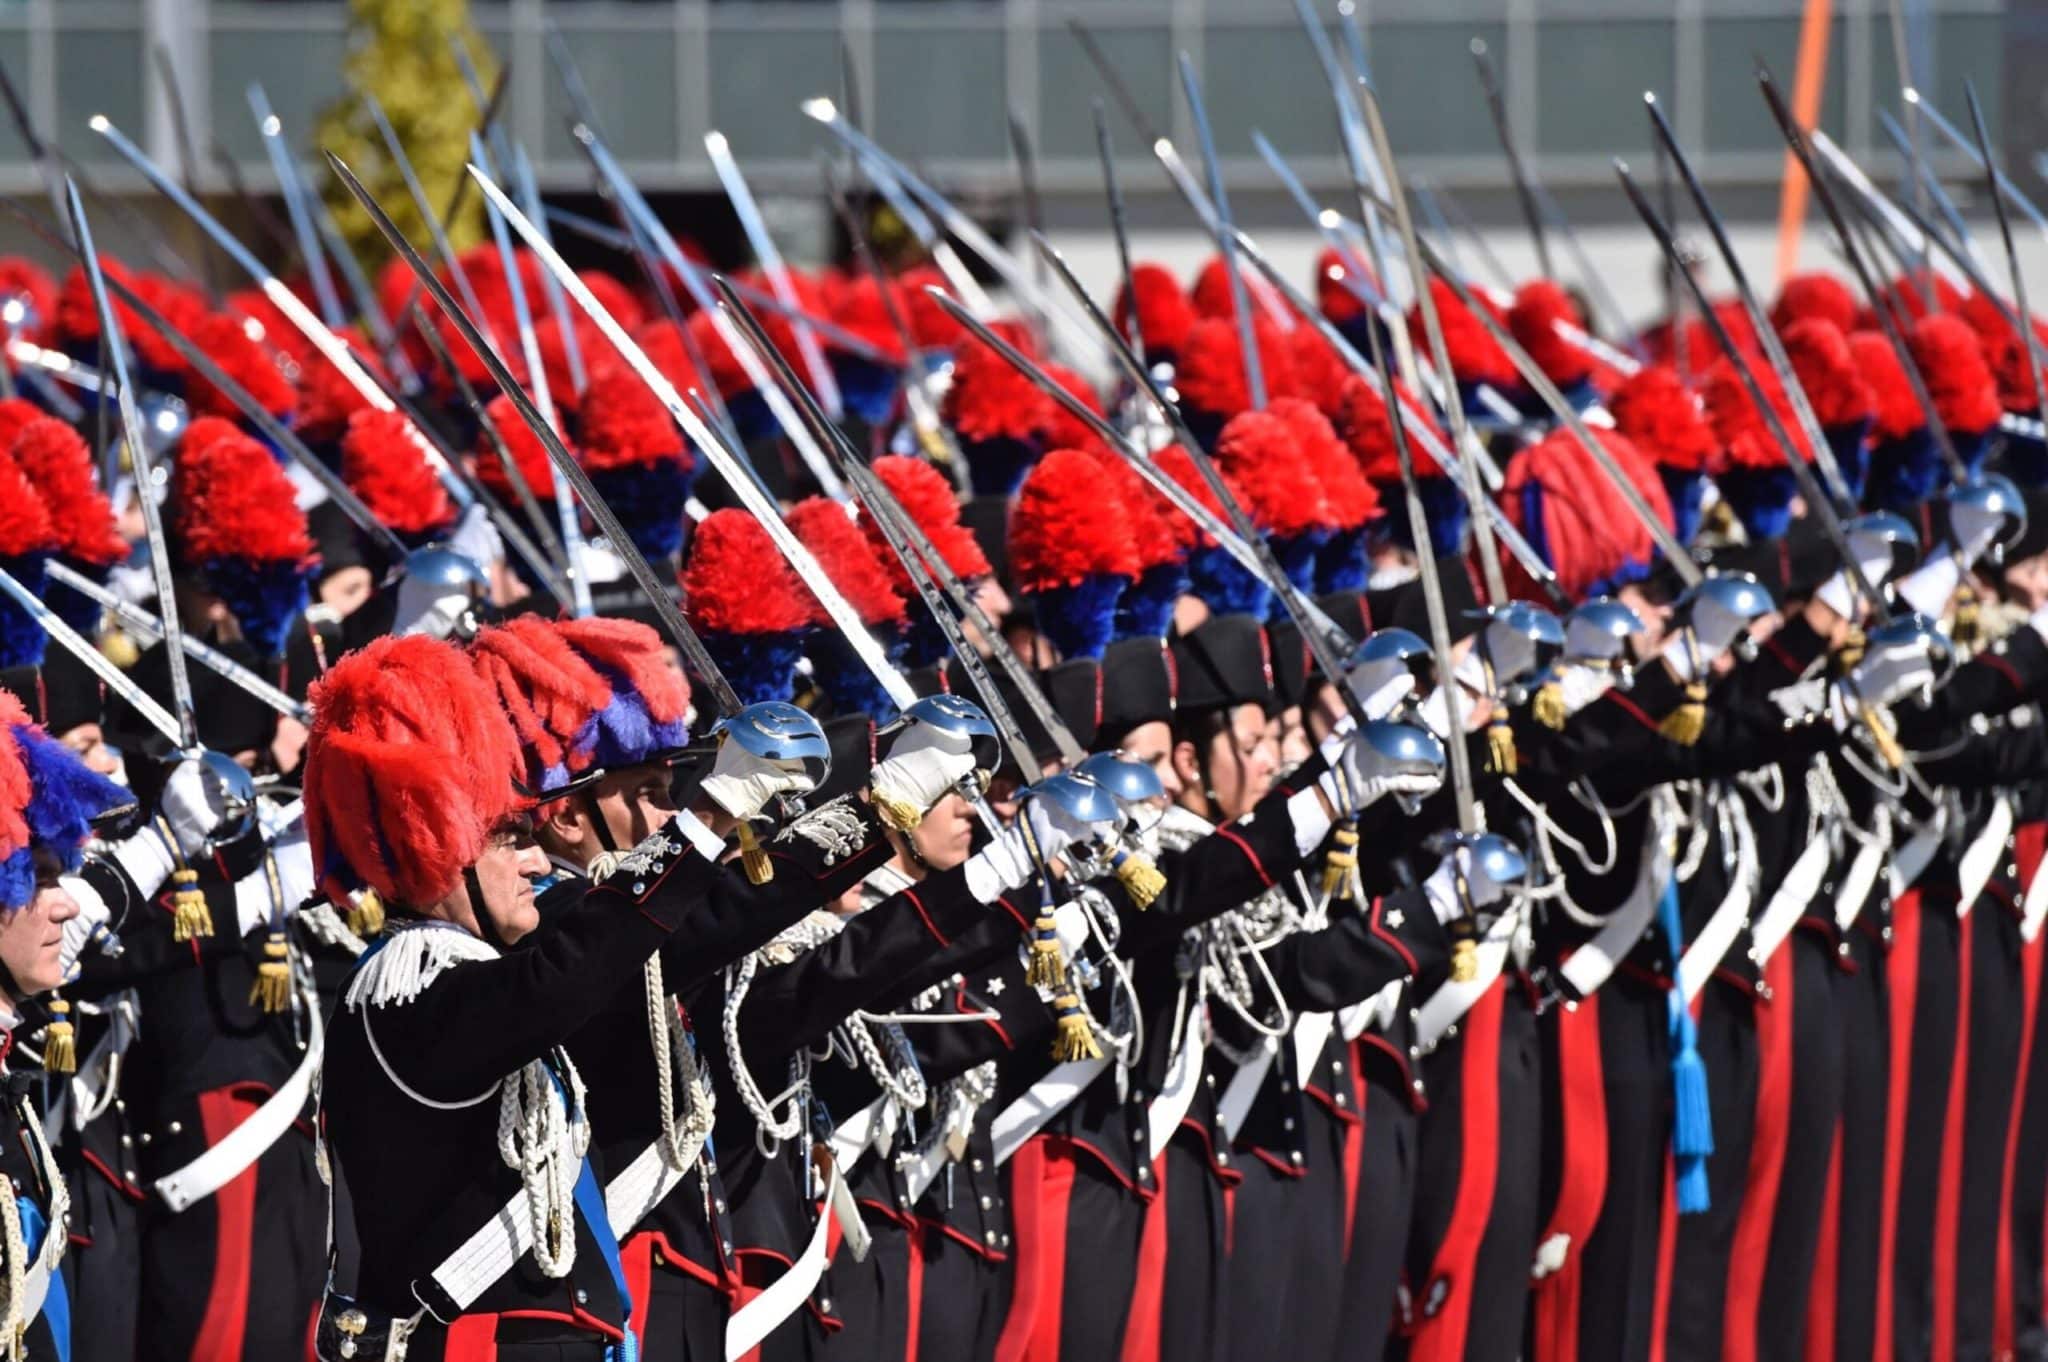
[1569,976,1669,1362]
[826,1216,914,1362]
[1813,924,1890,1362]
[1889,895,1962,1362]
[1151,1136,1229,1362]
[135,1092,324,1362]
[1661,980,1760,1362]
[1747,930,1846,1362]
[1393,984,1542,1362]
[993,1136,1146,1362]
[1223,1113,1351,1362]
[1944,904,2027,1362]
[2006,937,2048,1362]
[1332,1067,1418,1362]
[636,1263,730,1362]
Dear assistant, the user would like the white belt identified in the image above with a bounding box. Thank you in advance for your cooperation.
[1415,908,1521,1053]
[1216,1037,1277,1141]
[1955,794,2014,919]
[2023,839,2048,944]
[724,1161,843,1361]
[1680,805,1759,1004]
[827,1100,884,1175]
[155,998,322,1214]
[20,1217,58,1327]
[603,1138,694,1240]
[1341,980,1403,1041]
[1835,812,1892,933]
[1890,809,1946,900]
[1146,1028,1205,1162]
[1749,833,1833,970]
[1557,835,1671,1001]
[1293,1012,1336,1089]
[990,1059,1110,1166]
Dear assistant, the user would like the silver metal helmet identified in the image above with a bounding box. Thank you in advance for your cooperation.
[1356,719,1447,781]
[1865,610,1954,687]
[1475,602,1564,701]
[718,701,832,766]
[1425,828,1529,888]
[1679,570,1775,622]
[1028,771,1122,827]
[1946,473,2028,562]
[899,694,1002,776]
[1843,511,1922,584]
[1076,751,1168,805]
[1562,597,1645,666]
[195,748,259,846]
[394,545,491,641]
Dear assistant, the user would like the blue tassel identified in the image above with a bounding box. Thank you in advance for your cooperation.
[1188,546,1271,620]
[590,459,696,563]
[808,628,905,724]
[1267,532,1327,621]
[1031,574,1127,661]
[1657,877,1713,1213]
[962,435,1040,497]
[14,724,129,866]
[1867,432,1943,515]
[1718,466,1800,541]
[1659,469,1709,547]
[0,552,49,668]
[833,355,902,428]
[1115,563,1186,642]
[202,556,311,659]
[704,629,809,706]
[724,389,777,445]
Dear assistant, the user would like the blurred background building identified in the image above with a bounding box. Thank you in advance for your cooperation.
[10,0,2039,332]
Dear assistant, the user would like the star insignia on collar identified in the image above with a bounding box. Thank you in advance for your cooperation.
[986,977,1006,997]
[1386,908,1406,929]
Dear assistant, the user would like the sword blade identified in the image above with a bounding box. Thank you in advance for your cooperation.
[0,567,181,746]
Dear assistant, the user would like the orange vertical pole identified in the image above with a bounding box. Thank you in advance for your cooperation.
[1775,0,1837,285]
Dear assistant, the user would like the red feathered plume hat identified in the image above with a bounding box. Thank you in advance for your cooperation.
[576,365,696,565]
[0,259,55,344]
[0,686,129,912]
[1008,448,1140,661]
[1191,256,1286,324]
[1213,409,1333,617]
[1273,396,1380,594]
[865,456,991,668]
[1501,427,1672,601]
[183,311,298,425]
[1407,277,1518,407]
[682,508,812,706]
[1702,356,1808,540]
[1172,315,1298,449]
[1771,272,1859,335]
[787,496,909,719]
[1333,372,1464,556]
[341,408,459,544]
[1782,318,1876,502]
[54,258,204,378]
[170,419,314,657]
[294,329,385,447]
[11,416,127,638]
[1607,364,1717,543]
[1506,280,1596,398]
[469,615,616,794]
[305,634,527,908]
[941,326,1055,495]
[1087,447,1197,643]
[1114,263,1198,362]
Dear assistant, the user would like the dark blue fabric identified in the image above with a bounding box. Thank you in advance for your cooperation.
[203,556,311,660]
[809,627,905,724]
[1718,465,1800,541]
[1188,545,1271,620]
[833,355,901,428]
[1115,563,1186,642]
[704,629,809,707]
[0,553,49,669]
[1660,468,1709,547]
[1315,531,1370,594]
[1267,532,1328,621]
[590,459,696,563]
[1032,574,1127,660]
[963,435,1040,497]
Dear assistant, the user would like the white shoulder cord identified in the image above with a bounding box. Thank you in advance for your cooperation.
[0,1097,68,1359]
[841,1014,928,1111]
[644,954,715,1171]
[722,956,806,1151]
[496,1050,588,1279]
[1501,776,1619,879]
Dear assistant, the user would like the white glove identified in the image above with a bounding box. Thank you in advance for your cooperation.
[1552,664,1615,719]
[1847,638,1940,709]
[963,824,1036,904]
[698,737,821,823]
[1422,843,1511,925]
[870,718,981,823]
[1662,595,1753,681]
[1415,650,1488,737]
[1816,536,1901,619]
[234,822,314,938]
[1950,500,2008,569]
[1896,555,1964,620]
[1024,792,1119,873]
[1329,724,1444,809]
[161,758,228,858]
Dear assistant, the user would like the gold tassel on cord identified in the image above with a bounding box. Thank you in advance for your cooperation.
[1485,717,1518,775]
[41,997,74,1075]
[870,788,925,834]
[1027,909,1067,990]
[1448,920,1479,983]
[346,889,385,939]
[250,932,292,1013]
[1657,682,1708,747]
[171,868,212,942]
[1322,821,1360,899]
[1862,704,1907,769]
[1953,585,1984,652]
[1112,850,1167,909]
[1531,680,1568,732]
[737,822,774,885]
[1051,992,1102,1062]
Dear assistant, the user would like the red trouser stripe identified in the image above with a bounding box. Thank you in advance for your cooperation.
[1117,1153,1171,1362]
[1995,822,2048,1358]
[191,1087,261,1362]
[1875,889,1925,1362]
[442,1315,499,1361]
[1649,1157,1679,1362]
[620,1231,655,1350]
[904,1221,926,1362]
[1343,1050,1370,1260]
[1727,948,1797,1362]
[1932,909,1977,1362]
[994,1136,1077,1362]
[1804,1125,1844,1362]
[1409,983,1505,1362]
[1530,995,1610,1362]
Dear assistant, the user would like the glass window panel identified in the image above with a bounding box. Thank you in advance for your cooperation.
[1371,21,1508,159]
[55,27,143,168]
[1868,12,2004,146]
[542,25,679,163]
[873,23,1007,161]
[1701,16,1847,154]
[1035,23,1171,162]
[1201,25,1343,158]
[1536,19,1675,155]
[208,27,350,165]
[707,24,839,163]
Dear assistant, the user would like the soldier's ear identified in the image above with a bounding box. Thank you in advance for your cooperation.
[1169,740,1202,791]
